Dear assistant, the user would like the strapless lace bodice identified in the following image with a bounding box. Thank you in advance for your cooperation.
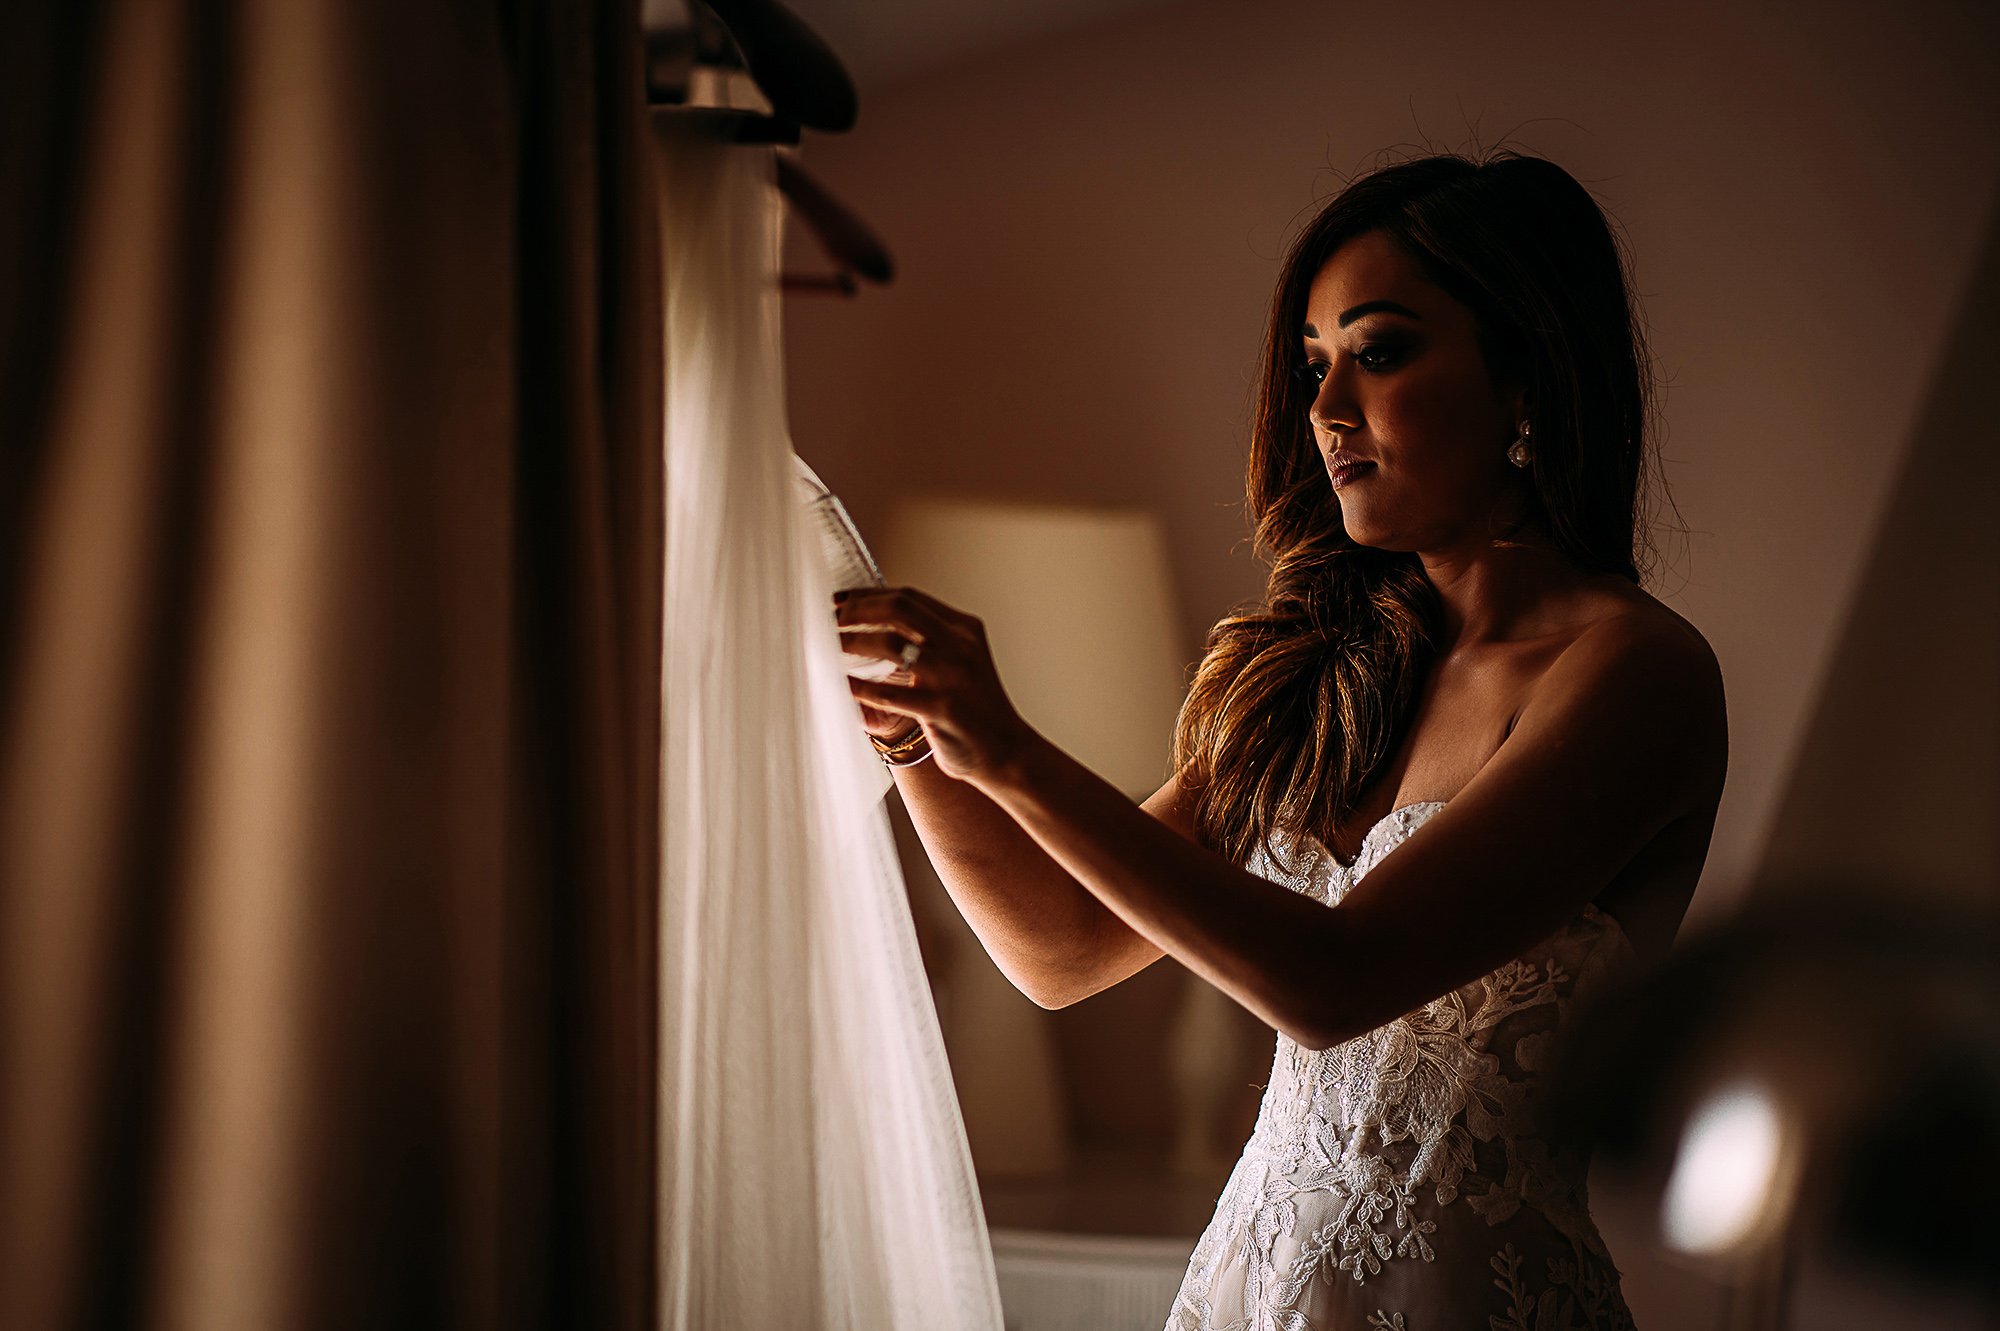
[1166,802,1639,1331]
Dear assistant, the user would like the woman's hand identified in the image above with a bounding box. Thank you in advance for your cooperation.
[834,586,1037,783]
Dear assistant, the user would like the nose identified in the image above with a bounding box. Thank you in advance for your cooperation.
[1309,371,1361,436]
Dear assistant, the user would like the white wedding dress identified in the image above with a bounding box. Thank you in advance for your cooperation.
[1166,802,1639,1331]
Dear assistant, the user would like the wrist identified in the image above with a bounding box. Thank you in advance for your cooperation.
[870,720,933,767]
[970,724,1052,801]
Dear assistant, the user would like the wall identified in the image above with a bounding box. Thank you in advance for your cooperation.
[782,0,2000,921]
[1756,205,2000,907]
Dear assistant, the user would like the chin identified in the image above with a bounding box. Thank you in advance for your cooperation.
[1338,521,1414,554]
[1335,497,1422,553]
[1335,507,1388,550]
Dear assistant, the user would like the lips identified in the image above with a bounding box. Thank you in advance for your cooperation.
[1327,450,1375,489]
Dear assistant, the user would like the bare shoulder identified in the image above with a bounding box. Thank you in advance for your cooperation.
[1583,586,1720,689]
[1528,584,1729,804]
[1564,584,1719,673]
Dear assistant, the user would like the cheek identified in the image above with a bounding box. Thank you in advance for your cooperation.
[1375,375,1489,464]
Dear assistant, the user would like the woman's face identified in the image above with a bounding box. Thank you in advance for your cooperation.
[1299,229,1527,553]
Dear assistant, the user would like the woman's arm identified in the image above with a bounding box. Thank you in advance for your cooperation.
[889,756,1173,1008]
[844,587,1726,1049]
[839,586,1175,1006]
[967,611,1727,1048]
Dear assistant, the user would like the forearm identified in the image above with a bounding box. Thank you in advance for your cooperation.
[891,746,1130,1004]
[970,733,1346,1043]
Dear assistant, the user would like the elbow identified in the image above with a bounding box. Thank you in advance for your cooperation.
[1277,997,1370,1053]
[1000,931,1126,1010]
[1280,1020,1340,1053]
[1020,967,1105,1011]
[998,959,1095,1011]
[1271,930,1379,1050]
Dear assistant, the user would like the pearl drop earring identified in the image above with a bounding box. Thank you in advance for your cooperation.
[1507,420,1533,469]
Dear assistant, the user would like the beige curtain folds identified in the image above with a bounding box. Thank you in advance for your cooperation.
[0,1,661,1326]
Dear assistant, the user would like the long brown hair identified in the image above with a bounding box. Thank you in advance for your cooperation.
[1173,152,1659,870]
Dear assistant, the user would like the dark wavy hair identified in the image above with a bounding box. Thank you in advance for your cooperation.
[1172,151,1659,870]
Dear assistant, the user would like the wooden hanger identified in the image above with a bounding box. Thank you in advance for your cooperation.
[647,1,890,297]
[645,0,852,138]
[775,152,892,295]
[695,0,855,134]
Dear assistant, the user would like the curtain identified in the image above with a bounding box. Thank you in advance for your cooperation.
[0,1,660,1326]
[652,117,1003,1330]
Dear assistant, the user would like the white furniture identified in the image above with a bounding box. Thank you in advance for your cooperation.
[990,1228,1195,1331]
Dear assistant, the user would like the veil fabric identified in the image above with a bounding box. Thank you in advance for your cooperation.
[653,116,1004,1330]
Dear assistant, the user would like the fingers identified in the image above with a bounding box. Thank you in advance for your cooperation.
[832,586,960,642]
[847,673,935,719]
[837,628,919,665]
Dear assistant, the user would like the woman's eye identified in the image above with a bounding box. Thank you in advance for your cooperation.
[1294,346,1400,384]
[1355,343,1401,372]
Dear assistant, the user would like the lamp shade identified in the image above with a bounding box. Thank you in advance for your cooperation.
[879,498,1191,798]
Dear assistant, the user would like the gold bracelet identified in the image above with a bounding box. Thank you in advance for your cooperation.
[876,729,931,764]
[870,723,933,767]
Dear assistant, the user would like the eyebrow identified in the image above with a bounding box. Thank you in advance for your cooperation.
[1302,300,1424,339]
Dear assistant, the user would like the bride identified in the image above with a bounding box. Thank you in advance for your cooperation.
[835,151,1727,1330]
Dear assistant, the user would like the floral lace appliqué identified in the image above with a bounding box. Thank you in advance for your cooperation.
[1165,803,1638,1331]
[1488,1239,1638,1331]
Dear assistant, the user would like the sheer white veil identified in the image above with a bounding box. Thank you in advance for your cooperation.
[653,116,1003,1330]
